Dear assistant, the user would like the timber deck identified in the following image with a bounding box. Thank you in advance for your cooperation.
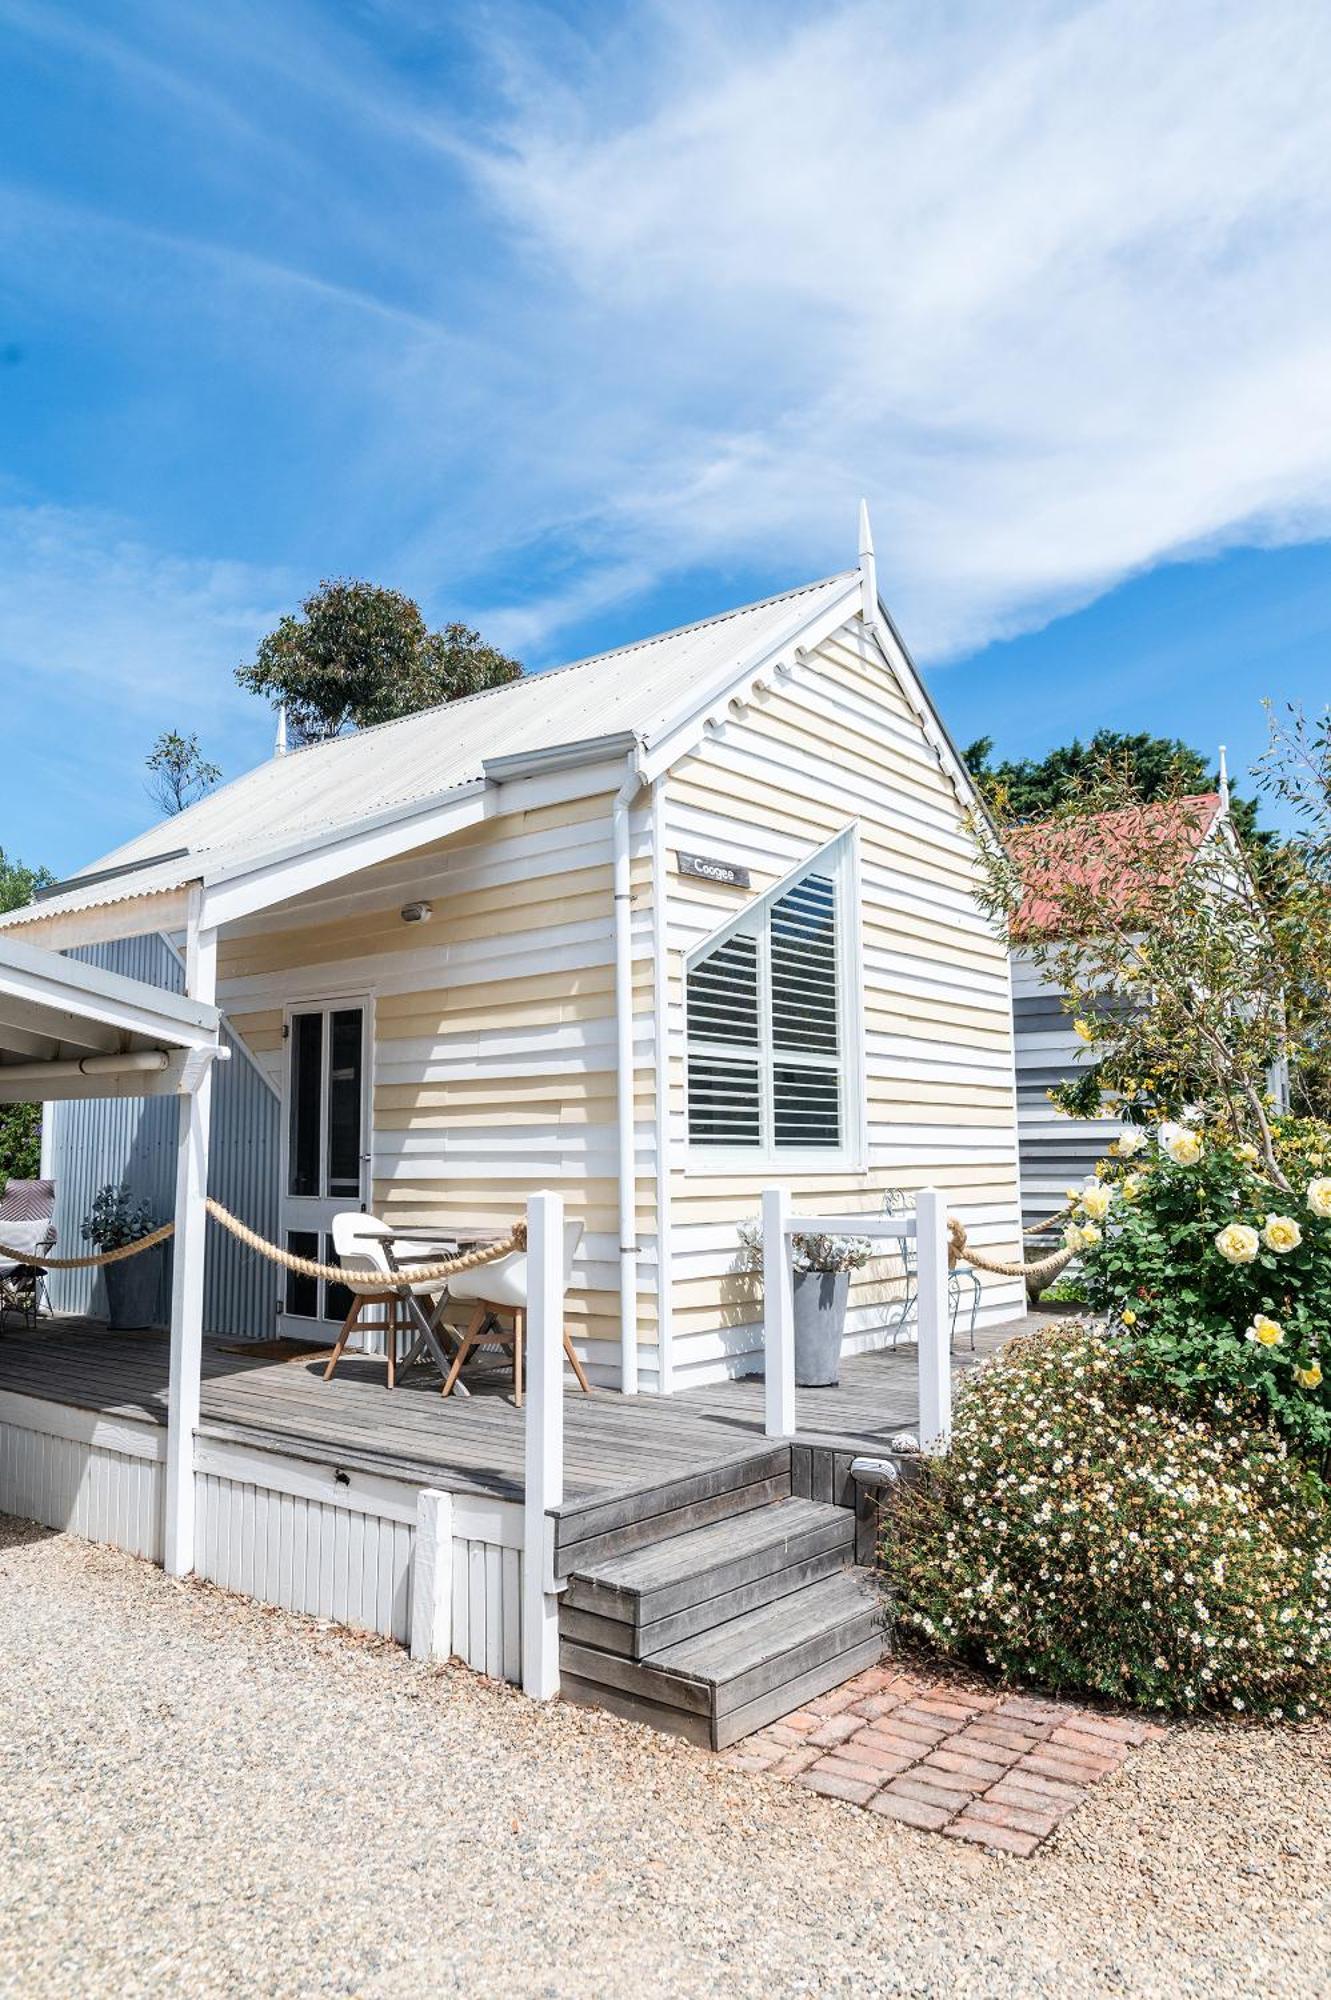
[0,1313,1034,1506]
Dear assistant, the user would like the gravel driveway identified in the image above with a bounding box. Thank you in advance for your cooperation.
[2,1513,1329,1999]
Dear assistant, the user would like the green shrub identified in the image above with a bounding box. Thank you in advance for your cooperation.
[889,1326,1331,1718]
[1071,1122,1331,1464]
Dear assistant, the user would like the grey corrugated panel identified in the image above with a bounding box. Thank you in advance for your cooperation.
[47,936,279,1338]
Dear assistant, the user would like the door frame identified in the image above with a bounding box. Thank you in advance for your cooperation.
[276,988,375,1337]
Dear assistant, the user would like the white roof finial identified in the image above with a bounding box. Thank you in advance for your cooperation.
[275,703,288,759]
[1217,743,1230,813]
[858,498,877,625]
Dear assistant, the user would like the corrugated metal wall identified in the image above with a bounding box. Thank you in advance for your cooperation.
[47,935,280,1338]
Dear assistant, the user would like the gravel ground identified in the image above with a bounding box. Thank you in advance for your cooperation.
[2,1514,1329,1999]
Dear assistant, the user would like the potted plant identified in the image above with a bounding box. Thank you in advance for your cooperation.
[83,1184,161,1331]
[739,1221,874,1387]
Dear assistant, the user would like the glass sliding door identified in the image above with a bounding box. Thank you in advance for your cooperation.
[280,999,370,1335]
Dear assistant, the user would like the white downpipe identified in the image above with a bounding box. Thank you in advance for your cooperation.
[0,1049,171,1087]
[650,779,674,1396]
[613,755,641,1395]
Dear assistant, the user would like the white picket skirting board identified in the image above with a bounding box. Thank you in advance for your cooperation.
[0,1391,525,1681]
[0,1390,165,1561]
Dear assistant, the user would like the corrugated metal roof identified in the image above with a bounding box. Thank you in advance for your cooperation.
[7,570,854,928]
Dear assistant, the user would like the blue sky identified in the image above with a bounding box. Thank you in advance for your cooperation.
[2,0,1329,876]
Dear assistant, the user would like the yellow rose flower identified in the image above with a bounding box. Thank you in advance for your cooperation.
[1261,1213,1302,1254]
[1246,1314,1284,1348]
[1063,1221,1101,1252]
[1161,1127,1203,1166]
[1114,1126,1147,1159]
[1234,1143,1259,1166]
[1121,1307,1138,1326]
[1306,1177,1331,1219]
[1215,1222,1260,1266]
[1295,1362,1323,1390]
[1079,1182,1113,1222]
[1121,1173,1145,1201]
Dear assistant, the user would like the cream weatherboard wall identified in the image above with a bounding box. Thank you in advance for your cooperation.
[658,613,1025,1386]
[218,788,658,1387]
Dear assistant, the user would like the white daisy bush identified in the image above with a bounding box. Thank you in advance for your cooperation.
[889,1326,1331,1717]
[1076,1120,1331,1467]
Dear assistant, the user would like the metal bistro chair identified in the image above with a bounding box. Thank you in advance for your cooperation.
[0,1179,56,1333]
[440,1219,591,1407]
[880,1188,979,1352]
[322,1213,462,1390]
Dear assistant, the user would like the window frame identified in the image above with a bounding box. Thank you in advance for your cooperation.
[682,824,866,1174]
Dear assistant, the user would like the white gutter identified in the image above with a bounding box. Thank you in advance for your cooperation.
[650,778,674,1396]
[613,749,646,1394]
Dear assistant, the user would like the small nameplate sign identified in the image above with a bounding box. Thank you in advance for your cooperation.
[676,851,751,889]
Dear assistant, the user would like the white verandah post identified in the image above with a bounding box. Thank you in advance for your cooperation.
[522,1190,565,1698]
[762,1186,796,1440]
[163,913,217,1578]
[915,1187,951,1451]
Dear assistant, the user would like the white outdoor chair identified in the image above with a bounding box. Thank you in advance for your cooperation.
[323,1213,461,1390]
[440,1219,591,1406]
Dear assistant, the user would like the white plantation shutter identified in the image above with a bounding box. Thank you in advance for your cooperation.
[685,833,853,1158]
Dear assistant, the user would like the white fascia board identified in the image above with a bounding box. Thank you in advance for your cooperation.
[638,581,862,786]
[198,780,489,931]
[0,934,219,1050]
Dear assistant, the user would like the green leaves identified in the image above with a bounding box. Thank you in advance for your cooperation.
[235,579,522,744]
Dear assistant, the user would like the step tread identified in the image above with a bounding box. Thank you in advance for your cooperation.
[572,1496,851,1597]
[648,1568,880,1688]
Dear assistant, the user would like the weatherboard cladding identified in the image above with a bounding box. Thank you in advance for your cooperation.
[47,935,279,1336]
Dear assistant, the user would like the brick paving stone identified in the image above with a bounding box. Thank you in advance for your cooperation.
[1019,1746,1118,1784]
[953,1719,1047,1753]
[859,1723,951,1761]
[944,1727,1025,1766]
[808,1714,864,1749]
[925,1747,1013,1785]
[944,1815,1042,1857]
[769,1746,823,1779]
[871,1713,950,1745]
[1066,1713,1166,1746]
[794,1767,879,1806]
[845,1666,898,1695]
[883,1770,980,1812]
[831,1737,918,1777]
[806,1687,862,1718]
[908,1695,983,1723]
[850,1692,906,1721]
[962,1797,1062,1839]
[779,1710,820,1733]
[988,1769,1084,1807]
[994,1695,1076,1726]
[866,1791,954,1832]
[1051,1724,1131,1761]
[983,1779,1079,1821]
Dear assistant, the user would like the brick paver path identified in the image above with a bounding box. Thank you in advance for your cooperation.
[721,1664,1167,1856]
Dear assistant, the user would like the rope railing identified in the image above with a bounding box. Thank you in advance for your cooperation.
[0,1203,526,1291]
[947,1215,1074,1285]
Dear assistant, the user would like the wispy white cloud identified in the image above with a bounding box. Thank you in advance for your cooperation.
[460,0,1331,654]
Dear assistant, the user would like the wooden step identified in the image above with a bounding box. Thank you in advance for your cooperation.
[561,1497,856,1657]
[553,1445,791,1578]
[560,1568,884,1750]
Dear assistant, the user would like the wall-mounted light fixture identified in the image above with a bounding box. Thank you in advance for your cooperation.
[399,901,433,925]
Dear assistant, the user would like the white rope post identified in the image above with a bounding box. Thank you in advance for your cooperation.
[916,1187,951,1452]
[762,1186,796,1439]
[522,1190,565,1699]
[410,1489,454,1662]
[164,917,217,1578]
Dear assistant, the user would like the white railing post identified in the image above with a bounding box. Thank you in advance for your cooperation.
[164,914,217,1578]
[410,1488,454,1662]
[762,1186,796,1439]
[522,1190,565,1698]
[915,1187,951,1451]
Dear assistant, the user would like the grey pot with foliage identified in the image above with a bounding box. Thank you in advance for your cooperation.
[83,1184,161,1331]
[793,1267,851,1387]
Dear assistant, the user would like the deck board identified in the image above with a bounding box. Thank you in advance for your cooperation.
[0,1314,1031,1505]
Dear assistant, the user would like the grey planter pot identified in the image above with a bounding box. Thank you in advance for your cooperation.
[103,1247,161,1331]
[793,1267,850,1387]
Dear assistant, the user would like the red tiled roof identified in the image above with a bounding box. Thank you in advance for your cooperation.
[1007,793,1223,938]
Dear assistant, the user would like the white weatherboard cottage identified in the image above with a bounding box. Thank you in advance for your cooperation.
[0,512,1026,1726]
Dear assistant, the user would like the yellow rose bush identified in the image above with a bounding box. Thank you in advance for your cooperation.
[1076,1127,1331,1466]
[889,1326,1331,1717]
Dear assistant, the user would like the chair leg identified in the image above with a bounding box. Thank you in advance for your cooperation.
[324,1295,371,1381]
[385,1301,398,1391]
[512,1309,523,1409]
[441,1304,488,1398]
[562,1332,592,1394]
